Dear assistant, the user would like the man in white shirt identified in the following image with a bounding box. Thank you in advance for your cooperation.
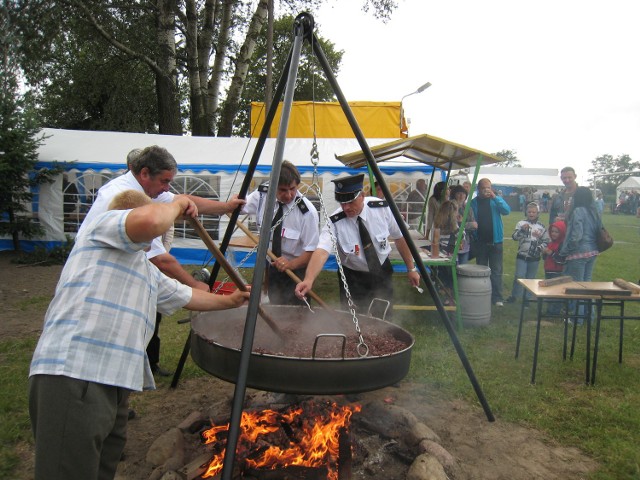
[78,145,245,374]
[241,161,319,304]
[295,173,420,318]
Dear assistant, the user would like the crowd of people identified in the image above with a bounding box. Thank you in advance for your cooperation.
[30,151,617,479]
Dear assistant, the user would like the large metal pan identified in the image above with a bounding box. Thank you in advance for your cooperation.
[190,305,414,394]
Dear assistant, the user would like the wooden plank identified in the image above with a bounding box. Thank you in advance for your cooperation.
[538,276,573,287]
[393,305,457,311]
[565,288,631,296]
[613,278,640,294]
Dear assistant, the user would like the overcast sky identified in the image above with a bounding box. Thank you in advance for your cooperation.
[310,0,640,183]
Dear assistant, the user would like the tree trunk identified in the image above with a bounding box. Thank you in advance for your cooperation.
[207,0,235,135]
[156,0,182,135]
[216,0,268,137]
[185,0,208,136]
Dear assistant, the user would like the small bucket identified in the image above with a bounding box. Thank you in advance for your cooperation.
[457,264,492,327]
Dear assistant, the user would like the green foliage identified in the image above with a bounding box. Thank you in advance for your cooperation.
[232,14,344,137]
[492,149,522,167]
[10,1,390,137]
[12,1,159,133]
[588,154,640,195]
[0,11,53,248]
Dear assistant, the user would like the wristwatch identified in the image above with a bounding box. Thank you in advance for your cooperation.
[409,267,418,272]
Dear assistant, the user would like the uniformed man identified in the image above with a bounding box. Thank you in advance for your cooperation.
[242,161,319,305]
[295,173,420,318]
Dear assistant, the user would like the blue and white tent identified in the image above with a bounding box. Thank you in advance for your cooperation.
[4,128,438,266]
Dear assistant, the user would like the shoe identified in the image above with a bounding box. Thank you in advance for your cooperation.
[504,296,516,304]
[151,364,173,377]
[128,409,136,420]
[494,301,504,307]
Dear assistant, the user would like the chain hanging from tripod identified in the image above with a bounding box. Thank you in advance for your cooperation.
[306,36,369,357]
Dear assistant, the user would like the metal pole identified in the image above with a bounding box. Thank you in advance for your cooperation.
[309,29,495,422]
[221,15,308,479]
[170,48,295,390]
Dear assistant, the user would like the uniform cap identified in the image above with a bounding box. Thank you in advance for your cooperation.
[332,174,364,203]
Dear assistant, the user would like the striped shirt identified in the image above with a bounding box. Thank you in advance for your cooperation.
[30,210,191,391]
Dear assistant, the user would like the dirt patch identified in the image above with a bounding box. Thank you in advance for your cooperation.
[0,250,598,479]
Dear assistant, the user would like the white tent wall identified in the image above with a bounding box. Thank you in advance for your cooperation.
[2,129,438,266]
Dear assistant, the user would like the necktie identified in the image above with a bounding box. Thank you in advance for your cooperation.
[357,216,381,274]
[271,202,284,257]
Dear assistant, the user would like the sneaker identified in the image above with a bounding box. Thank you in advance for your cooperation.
[494,301,504,307]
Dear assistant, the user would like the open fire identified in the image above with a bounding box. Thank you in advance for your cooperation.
[200,400,361,479]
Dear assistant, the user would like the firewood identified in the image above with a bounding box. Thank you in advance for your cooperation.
[613,278,640,294]
[177,452,216,480]
[538,276,573,287]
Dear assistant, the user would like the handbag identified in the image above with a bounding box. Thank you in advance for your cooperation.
[597,225,614,252]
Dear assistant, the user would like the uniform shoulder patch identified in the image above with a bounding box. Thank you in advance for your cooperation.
[296,200,309,214]
[368,200,388,208]
[330,211,346,223]
[257,182,269,193]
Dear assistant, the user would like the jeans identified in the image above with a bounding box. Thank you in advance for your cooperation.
[511,258,541,300]
[564,255,598,321]
[474,241,504,303]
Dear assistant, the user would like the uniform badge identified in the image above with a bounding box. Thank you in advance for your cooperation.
[379,238,388,250]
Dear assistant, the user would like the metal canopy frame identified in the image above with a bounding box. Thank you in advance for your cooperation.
[336,133,503,171]
[173,13,495,479]
[336,135,503,330]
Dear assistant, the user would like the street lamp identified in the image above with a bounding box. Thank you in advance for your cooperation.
[400,81,432,135]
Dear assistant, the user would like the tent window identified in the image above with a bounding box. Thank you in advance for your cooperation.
[171,174,221,240]
[63,171,122,233]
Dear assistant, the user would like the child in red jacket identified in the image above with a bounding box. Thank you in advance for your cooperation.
[542,220,567,315]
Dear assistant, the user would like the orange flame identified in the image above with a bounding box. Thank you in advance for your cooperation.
[201,401,361,479]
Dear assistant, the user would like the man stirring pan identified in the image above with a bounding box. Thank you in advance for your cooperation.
[295,173,420,318]
[241,161,319,305]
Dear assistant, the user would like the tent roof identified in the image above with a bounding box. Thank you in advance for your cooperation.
[335,133,504,170]
[476,166,563,189]
[617,176,640,190]
[35,128,433,176]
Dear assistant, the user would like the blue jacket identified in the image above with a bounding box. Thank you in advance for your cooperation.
[470,195,511,244]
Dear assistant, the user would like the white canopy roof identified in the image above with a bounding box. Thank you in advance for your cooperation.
[475,166,563,189]
[617,176,640,193]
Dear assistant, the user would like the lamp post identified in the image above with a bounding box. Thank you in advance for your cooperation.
[400,81,432,136]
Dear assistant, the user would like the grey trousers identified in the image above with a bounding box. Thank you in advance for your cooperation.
[29,374,131,480]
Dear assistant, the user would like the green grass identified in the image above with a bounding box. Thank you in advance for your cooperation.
[2,211,639,479]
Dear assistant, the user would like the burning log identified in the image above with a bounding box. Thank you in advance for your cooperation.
[245,465,330,479]
[199,400,360,479]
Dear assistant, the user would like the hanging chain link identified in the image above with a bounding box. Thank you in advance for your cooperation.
[308,151,369,356]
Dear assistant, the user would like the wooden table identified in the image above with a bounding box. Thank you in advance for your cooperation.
[515,279,596,385]
[515,279,640,385]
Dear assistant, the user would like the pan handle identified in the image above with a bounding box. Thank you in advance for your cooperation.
[312,334,347,359]
[368,298,391,321]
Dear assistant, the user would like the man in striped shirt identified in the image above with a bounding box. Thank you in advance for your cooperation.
[29,191,249,480]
